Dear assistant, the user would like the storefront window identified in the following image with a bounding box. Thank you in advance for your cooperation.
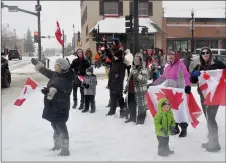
[167,40,174,50]
[210,40,218,48]
[181,41,188,51]
[196,40,209,49]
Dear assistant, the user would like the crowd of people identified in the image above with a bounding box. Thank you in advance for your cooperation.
[30,38,225,157]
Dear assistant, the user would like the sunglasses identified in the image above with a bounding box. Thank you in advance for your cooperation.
[201,51,210,55]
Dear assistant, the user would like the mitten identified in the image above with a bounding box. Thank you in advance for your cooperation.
[192,71,201,77]
[185,85,191,94]
[82,83,89,89]
[31,58,38,65]
[41,87,49,95]
[161,128,168,137]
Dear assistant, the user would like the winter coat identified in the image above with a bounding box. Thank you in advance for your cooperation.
[125,49,134,66]
[83,74,97,95]
[70,57,90,86]
[154,98,176,137]
[153,60,191,88]
[108,59,126,94]
[125,55,148,114]
[38,67,73,123]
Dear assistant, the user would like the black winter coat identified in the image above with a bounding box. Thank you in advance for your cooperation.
[70,58,90,86]
[39,67,73,123]
[191,61,226,97]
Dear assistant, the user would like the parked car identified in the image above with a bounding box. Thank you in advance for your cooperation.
[8,49,22,60]
[1,52,11,88]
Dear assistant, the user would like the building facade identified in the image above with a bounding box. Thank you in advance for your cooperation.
[162,17,226,53]
[80,0,163,61]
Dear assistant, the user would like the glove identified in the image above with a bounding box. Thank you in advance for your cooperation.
[41,87,49,95]
[192,71,201,77]
[82,83,89,89]
[170,127,175,135]
[31,58,38,65]
[161,128,168,137]
[185,85,191,94]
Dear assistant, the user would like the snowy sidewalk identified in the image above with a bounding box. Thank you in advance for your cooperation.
[2,79,225,161]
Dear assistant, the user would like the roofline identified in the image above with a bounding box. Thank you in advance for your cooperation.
[164,17,226,22]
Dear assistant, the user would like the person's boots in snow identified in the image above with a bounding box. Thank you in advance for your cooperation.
[58,139,70,156]
[174,123,180,135]
[120,109,127,118]
[136,113,146,125]
[125,116,136,123]
[158,147,169,157]
[78,101,84,110]
[203,134,221,152]
[179,123,188,137]
[166,144,174,155]
[106,99,111,107]
[82,108,89,113]
[52,136,61,151]
[72,101,77,109]
[90,100,96,113]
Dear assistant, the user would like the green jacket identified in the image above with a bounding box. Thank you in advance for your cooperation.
[154,98,176,137]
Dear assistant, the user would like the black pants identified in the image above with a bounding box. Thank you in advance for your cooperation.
[127,65,131,76]
[51,122,69,140]
[157,136,169,155]
[73,84,84,104]
[109,91,125,114]
[128,93,137,121]
[84,95,95,111]
[200,95,219,146]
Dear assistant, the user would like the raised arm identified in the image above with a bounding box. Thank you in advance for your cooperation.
[32,58,54,79]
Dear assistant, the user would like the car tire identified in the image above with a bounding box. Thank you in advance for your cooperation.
[2,69,11,88]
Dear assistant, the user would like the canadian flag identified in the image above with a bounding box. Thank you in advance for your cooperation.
[78,75,84,83]
[14,78,38,106]
[198,69,226,106]
[55,21,64,46]
[146,86,202,128]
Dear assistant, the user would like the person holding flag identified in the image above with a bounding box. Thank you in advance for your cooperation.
[190,46,226,152]
[31,57,73,156]
[149,49,191,138]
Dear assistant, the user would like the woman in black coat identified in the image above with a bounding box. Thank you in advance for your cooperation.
[190,47,226,152]
[31,58,73,156]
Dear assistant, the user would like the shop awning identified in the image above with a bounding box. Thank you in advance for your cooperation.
[89,17,164,34]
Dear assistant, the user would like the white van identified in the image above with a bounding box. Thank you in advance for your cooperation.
[195,48,226,55]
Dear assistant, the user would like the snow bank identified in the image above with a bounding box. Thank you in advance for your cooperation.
[2,79,225,161]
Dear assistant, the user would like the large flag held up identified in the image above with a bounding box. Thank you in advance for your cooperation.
[14,77,38,106]
[146,86,202,128]
[198,69,226,106]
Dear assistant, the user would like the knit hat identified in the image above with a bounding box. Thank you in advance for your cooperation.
[86,67,93,74]
[55,58,70,72]
[114,50,123,59]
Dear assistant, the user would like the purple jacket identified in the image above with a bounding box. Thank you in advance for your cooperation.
[153,60,191,88]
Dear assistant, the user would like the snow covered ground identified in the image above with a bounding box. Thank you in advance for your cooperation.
[2,78,225,161]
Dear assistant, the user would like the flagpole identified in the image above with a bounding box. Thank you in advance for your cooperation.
[62,30,64,58]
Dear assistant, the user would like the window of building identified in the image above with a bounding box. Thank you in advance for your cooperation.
[138,2,148,16]
[104,1,119,16]
[210,40,218,49]
[196,40,209,49]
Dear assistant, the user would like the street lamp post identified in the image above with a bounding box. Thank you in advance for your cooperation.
[133,0,139,54]
[191,9,194,53]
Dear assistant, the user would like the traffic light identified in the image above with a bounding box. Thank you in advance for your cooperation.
[125,14,133,34]
[34,31,39,43]
[141,27,148,35]
[78,31,80,41]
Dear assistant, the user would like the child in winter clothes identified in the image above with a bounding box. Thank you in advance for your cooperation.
[81,67,97,113]
[154,98,176,157]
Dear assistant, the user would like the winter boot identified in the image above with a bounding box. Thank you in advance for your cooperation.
[179,123,188,138]
[136,113,146,125]
[203,135,221,152]
[158,147,169,157]
[78,101,84,110]
[82,108,89,113]
[52,136,61,151]
[120,109,127,118]
[90,102,96,113]
[106,111,115,116]
[58,139,70,156]
[72,101,77,109]
[174,123,180,135]
[166,144,174,155]
[106,99,111,108]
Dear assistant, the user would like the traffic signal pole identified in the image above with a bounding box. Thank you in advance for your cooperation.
[37,0,42,60]
[133,0,139,54]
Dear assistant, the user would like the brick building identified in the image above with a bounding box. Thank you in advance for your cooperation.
[162,17,226,53]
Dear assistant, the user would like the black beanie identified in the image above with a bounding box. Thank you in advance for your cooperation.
[86,67,93,74]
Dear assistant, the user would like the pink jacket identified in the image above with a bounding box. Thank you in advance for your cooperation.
[153,60,191,88]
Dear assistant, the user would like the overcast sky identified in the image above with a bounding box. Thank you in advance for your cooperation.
[1,1,225,49]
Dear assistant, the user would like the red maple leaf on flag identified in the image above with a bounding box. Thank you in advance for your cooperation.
[155,88,184,110]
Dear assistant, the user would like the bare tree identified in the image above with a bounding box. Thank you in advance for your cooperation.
[1,24,14,49]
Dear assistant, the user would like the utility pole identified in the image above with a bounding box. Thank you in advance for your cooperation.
[62,30,65,58]
[133,0,139,54]
[97,24,100,46]
[36,0,42,60]
[191,8,194,54]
